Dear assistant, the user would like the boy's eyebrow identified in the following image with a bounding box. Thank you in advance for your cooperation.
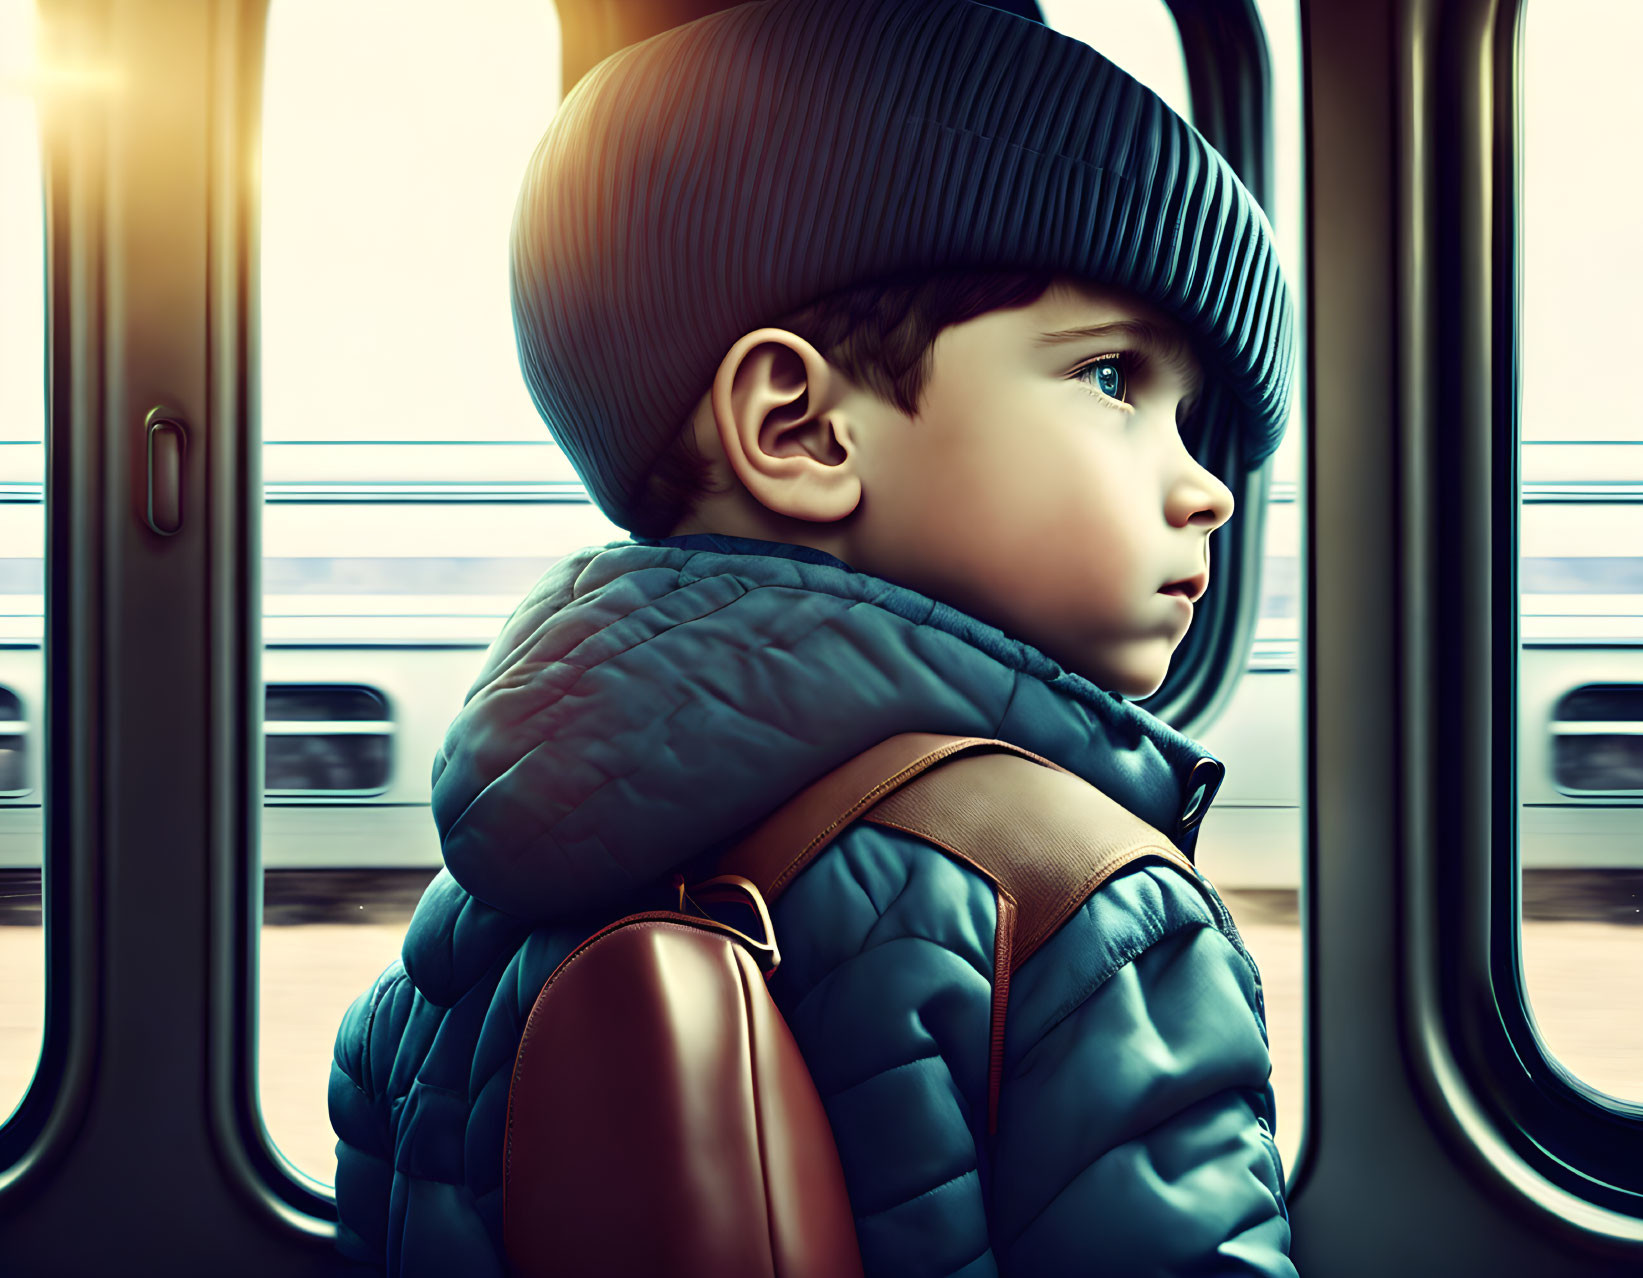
[1035,318,1204,409]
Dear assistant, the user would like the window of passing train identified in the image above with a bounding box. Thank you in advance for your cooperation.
[0,0,45,1132]
[264,686,393,797]
[1518,0,1643,1103]
[256,0,1307,1185]
[1551,686,1643,798]
[0,689,26,797]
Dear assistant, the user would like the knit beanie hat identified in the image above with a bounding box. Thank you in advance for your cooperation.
[510,0,1295,534]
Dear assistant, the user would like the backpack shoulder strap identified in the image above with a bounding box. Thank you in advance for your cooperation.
[858,744,1205,968]
[711,731,1215,1137]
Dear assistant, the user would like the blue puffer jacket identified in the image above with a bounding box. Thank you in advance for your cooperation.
[329,533,1294,1276]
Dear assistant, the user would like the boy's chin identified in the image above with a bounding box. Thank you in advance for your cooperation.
[1090,645,1176,701]
[1020,630,1177,701]
[1073,663,1166,702]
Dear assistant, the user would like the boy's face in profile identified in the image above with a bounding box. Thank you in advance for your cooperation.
[676,277,1236,699]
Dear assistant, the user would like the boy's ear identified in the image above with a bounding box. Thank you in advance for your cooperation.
[705,327,865,525]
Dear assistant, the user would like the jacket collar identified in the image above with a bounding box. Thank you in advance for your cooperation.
[427,533,1224,927]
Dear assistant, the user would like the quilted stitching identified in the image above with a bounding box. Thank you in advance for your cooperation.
[328,536,1291,1277]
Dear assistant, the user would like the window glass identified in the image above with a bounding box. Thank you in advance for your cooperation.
[1208,0,1304,1175]
[1518,0,1643,1102]
[1046,0,1307,1174]
[0,0,45,1132]
[257,0,582,1184]
[261,4,558,450]
[1038,0,1191,119]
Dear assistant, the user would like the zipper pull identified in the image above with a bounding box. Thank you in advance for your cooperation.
[1174,756,1225,858]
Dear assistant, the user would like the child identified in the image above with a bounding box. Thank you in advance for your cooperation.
[330,1,1296,1274]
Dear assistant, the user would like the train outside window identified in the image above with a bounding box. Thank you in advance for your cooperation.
[1515,0,1643,1104]
[0,0,44,1133]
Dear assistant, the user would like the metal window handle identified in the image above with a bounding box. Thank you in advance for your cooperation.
[145,406,186,536]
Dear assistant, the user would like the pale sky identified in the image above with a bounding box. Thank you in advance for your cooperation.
[0,0,1631,464]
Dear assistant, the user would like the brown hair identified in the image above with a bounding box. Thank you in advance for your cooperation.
[626,267,1060,538]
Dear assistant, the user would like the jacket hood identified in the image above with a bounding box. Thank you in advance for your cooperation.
[428,534,1225,927]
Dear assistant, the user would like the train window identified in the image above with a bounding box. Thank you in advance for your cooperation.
[1037,0,1190,120]
[264,685,393,796]
[255,0,576,1184]
[0,0,44,1133]
[1550,685,1643,797]
[1518,0,1643,1103]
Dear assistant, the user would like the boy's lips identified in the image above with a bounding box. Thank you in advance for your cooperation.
[1158,571,1208,603]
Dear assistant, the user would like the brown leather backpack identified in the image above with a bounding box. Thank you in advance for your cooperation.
[501,732,1221,1277]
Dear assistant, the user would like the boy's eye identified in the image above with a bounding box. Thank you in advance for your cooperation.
[1072,352,1132,406]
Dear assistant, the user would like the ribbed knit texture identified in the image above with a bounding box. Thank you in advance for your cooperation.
[510,0,1296,532]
